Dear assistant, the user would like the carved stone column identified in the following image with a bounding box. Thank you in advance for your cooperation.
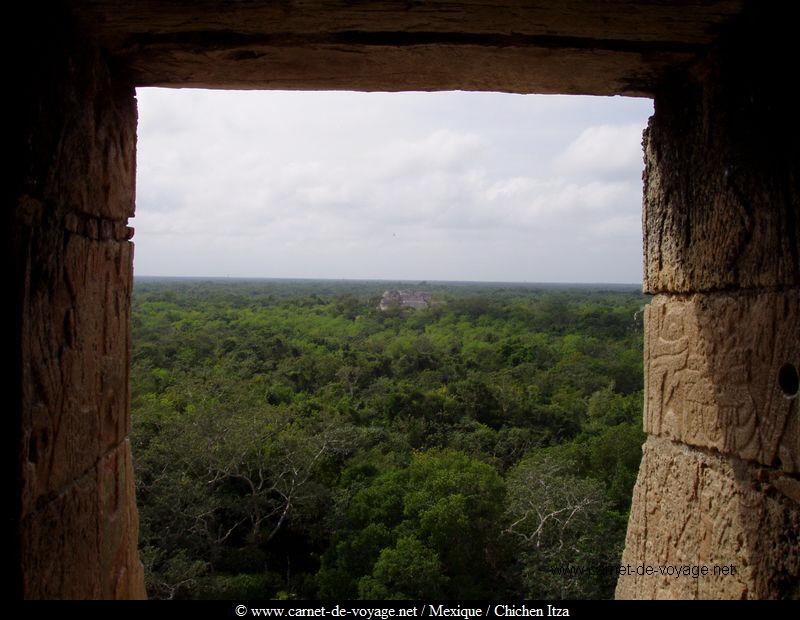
[11,7,146,599]
[617,14,800,599]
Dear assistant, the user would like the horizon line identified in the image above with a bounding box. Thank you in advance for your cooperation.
[134,274,642,287]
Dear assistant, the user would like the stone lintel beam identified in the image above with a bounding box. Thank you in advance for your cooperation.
[69,0,747,95]
[118,41,691,96]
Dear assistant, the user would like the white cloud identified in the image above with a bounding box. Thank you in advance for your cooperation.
[133,89,652,282]
[554,123,645,178]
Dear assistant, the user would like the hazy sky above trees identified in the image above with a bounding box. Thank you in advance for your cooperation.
[134,89,652,283]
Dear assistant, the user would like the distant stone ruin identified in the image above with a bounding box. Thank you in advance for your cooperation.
[379,290,432,311]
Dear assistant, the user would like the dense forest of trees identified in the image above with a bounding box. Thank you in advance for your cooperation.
[131,279,647,599]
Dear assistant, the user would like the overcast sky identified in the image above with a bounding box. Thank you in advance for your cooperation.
[134,89,652,283]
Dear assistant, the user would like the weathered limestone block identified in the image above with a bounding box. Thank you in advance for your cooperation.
[20,466,101,598]
[21,226,134,514]
[17,7,136,222]
[616,438,800,599]
[99,440,146,599]
[644,292,800,471]
[643,36,800,293]
[20,441,144,599]
[43,63,136,222]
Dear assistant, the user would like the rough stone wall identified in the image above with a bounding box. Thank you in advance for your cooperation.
[10,7,145,599]
[617,13,800,599]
